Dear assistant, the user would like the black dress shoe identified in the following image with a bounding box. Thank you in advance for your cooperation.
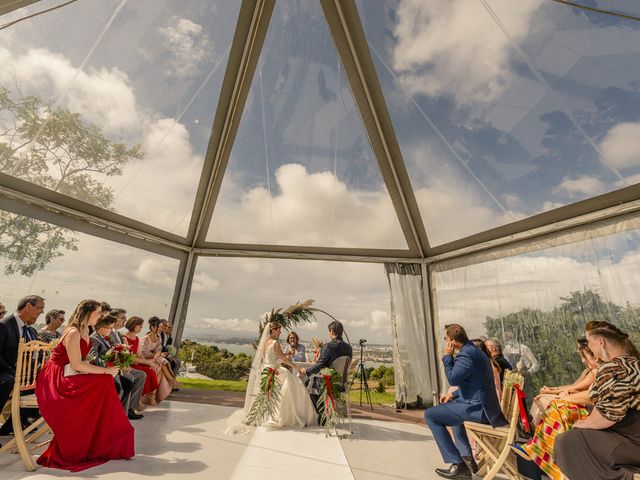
[127,411,144,420]
[435,463,472,479]
[462,455,479,474]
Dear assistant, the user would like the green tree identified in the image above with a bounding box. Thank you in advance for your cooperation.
[485,288,637,395]
[0,86,143,275]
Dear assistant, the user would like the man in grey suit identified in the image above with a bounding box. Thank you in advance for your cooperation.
[90,315,145,420]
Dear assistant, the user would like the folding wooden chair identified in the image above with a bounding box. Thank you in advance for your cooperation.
[0,339,55,471]
[463,370,525,480]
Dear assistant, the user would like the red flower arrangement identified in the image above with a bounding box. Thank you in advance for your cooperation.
[103,344,136,370]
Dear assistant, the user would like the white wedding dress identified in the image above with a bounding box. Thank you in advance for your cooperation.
[225,328,316,434]
[259,339,316,429]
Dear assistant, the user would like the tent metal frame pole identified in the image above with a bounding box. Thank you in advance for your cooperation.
[169,251,197,347]
[320,0,430,258]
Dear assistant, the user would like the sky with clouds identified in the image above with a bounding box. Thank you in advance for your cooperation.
[1,0,640,344]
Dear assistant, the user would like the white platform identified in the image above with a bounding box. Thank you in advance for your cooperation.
[0,400,449,480]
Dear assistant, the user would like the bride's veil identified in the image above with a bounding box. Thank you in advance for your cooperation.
[225,320,272,434]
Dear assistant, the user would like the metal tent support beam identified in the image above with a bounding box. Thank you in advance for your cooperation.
[170,251,197,347]
[320,0,430,258]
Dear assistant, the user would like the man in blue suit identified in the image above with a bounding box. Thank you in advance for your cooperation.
[425,324,507,479]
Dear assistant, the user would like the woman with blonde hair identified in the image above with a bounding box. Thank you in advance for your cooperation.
[36,299,134,471]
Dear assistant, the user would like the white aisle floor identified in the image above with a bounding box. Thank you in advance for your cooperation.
[0,400,449,480]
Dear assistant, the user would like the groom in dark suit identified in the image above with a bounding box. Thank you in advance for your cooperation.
[299,320,352,419]
[299,320,352,378]
[425,324,507,479]
[0,295,45,436]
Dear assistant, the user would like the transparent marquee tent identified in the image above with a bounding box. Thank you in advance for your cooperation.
[1,0,640,406]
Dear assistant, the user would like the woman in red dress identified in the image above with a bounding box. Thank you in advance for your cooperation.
[36,299,134,471]
[123,316,162,405]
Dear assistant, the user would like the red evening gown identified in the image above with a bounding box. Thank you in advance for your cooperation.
[124,336,160,395]
[35,338,134,471]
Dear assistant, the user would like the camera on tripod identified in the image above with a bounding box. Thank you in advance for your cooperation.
[359,338,367,346]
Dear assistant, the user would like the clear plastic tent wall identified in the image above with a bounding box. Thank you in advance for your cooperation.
[1,0,640,405]
[431,210,640,398]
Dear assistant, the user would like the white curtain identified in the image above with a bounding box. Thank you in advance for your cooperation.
[385,263,433,407]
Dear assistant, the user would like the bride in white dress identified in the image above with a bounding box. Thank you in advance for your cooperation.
[226,322,316,434]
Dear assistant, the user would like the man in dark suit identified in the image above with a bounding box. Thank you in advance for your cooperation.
[159,320,181,375]
[300,320,352,378]
[299,320,352,419]
[425,324,507,480]
[0,295,45,436]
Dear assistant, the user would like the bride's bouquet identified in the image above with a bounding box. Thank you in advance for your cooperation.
[103,344,136,371]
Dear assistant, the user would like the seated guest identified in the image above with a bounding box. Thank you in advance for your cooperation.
[530,338,599,426]
[159,319,181,375]
[485,337,512,384]
[472,338,502,401]
[513,340,600,479]
[35,299,133,471]
[555,321,640,480]
[38,309,65,343]
[284,331,306,362]
[425,324,506,479]
[89,315,144,420]
[0,295,44,436]
[140,317,180,391]
[123,316,166,405]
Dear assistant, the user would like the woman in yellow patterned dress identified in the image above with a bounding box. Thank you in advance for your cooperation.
[512,341,600,480]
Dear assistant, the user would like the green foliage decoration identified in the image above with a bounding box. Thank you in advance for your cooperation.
[245,367,282,427]
[318,367,345,436]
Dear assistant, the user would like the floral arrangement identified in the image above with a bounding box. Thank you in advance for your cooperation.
[318,367,345,436]
[246,367,282,426]
[103,344,136,370]
[312,337,324,362]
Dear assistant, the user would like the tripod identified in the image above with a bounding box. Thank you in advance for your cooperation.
[350,342,373,411]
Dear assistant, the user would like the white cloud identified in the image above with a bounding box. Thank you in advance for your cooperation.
[191,317,255,332]
[555,175,606,196]
[0,47,141,137]
[0,45,203,235]
[211,163,406,248]
[158,17,210,81]
[413,183,523,245]
[134,258,175,288]
[392,0,540,105]
[370,310,391,332]
[191,272,220,292]
[600,122,640,170]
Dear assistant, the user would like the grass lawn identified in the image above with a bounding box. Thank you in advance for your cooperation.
[177,377,248,392]
[177,377,396,405]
